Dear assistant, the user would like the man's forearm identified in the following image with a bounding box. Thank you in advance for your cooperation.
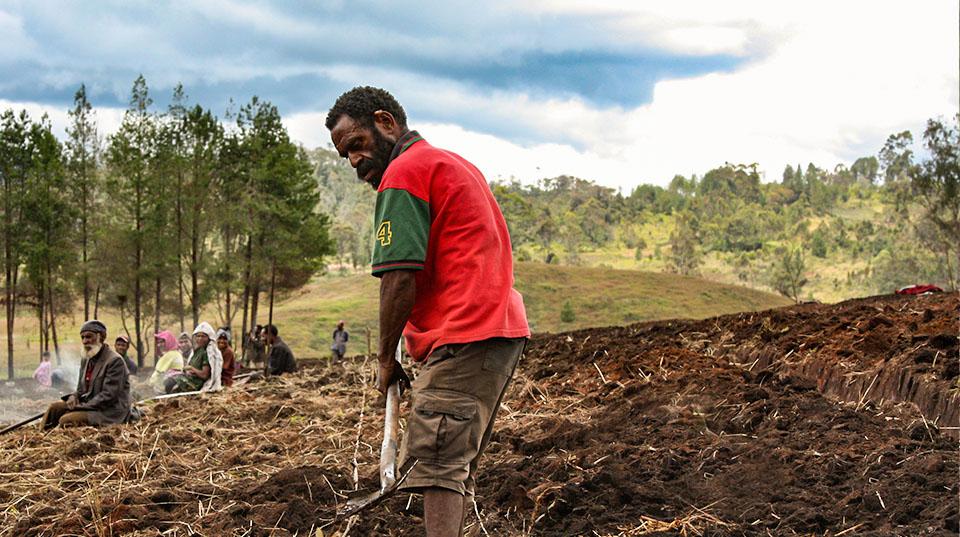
[378,270,417,363]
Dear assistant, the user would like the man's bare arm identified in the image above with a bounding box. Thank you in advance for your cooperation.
[377,269,416,393]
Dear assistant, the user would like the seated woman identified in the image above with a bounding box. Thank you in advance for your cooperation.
[164,324,215,394]
[149,331,184,394]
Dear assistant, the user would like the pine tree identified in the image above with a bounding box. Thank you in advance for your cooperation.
[65,84,101,320]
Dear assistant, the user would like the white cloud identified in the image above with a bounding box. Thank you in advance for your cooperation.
[0,99,124,144]
[3,0,956,192]
[0,10,37,64]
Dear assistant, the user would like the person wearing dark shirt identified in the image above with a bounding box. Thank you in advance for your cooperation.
[114,335,138,375]
[217,328,238,386]
[264,324,296,375]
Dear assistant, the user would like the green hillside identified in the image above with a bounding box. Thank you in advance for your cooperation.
[269,262,791,357]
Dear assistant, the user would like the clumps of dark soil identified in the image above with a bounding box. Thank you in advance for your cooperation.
[1,291,957,536]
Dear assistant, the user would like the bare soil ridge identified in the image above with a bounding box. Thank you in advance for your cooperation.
[0,292,956,536]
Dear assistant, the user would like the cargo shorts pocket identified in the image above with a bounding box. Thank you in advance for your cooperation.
[480,339,523,377]
[407,389,480,465]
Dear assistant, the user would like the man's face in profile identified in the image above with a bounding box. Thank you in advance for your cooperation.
[330,114,396,189]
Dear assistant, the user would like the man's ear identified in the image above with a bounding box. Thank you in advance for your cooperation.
[372,110,401,139]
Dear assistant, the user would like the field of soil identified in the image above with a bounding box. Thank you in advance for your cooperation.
[0,292,956,536]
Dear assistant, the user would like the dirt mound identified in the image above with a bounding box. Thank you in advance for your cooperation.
[0,292,956,535]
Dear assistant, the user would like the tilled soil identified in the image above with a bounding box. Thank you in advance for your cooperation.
[0,292,957,536]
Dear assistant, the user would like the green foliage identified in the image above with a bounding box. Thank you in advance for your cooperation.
[809,228,828,258]
[910,115,960,289]
[668,211,701,276]
[560,300,576,323]
[769,245,808,303]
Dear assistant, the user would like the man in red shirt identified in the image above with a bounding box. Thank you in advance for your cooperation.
[327,86,530,537]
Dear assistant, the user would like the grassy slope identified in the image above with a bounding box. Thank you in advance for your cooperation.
[574,196,886,304]
[3,263,789,377]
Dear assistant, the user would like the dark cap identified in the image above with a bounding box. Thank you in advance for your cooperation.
[80,320,107,335]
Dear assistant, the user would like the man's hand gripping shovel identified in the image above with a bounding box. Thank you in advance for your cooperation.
[338,342,417,517]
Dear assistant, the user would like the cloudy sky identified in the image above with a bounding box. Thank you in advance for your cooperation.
[1,0,957,189]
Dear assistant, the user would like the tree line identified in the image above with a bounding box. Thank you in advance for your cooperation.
[489,115,958,303]
[0,76,333,378]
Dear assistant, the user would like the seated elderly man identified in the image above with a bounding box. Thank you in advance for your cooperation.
[41,320,132,429]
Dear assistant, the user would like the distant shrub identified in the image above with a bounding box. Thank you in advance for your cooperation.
[560,300,576,323]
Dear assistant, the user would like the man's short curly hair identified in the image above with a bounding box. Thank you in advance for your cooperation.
[325,86,407,130]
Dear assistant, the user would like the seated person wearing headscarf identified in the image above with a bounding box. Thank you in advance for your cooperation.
[41,320,132,429]
[178,331,193,361]
[164,322,223,393]
[150,330,184,394]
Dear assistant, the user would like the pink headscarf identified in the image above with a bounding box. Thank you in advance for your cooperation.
[155,330,179,352]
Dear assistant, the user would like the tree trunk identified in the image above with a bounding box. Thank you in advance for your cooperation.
[135,275,142,368]
[177,168,185,332]
[240,236,252,352]
[94,285,100,319]
[82,180,90,320]
[119,300,131,347]
[135,173,144,367]
[5,224,13,380]
[190,202,200,328]
[48,283,60,364]
[37,285,44,362]
[268,258,276,327]
[250,284,260,332]
[154,276,161,357]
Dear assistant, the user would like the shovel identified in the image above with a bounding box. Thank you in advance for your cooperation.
[338,342,417,517]
[0,413,44,435]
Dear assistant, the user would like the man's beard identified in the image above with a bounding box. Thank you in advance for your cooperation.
[357,130,395,189]
[84,343,103,359]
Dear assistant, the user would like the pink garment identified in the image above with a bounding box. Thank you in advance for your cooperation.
[155,330,179,352]
[33,361,52,388]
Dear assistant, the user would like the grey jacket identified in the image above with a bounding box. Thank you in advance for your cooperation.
[64,345,132,425]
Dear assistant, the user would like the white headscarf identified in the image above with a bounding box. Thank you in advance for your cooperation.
[193,322,223,392]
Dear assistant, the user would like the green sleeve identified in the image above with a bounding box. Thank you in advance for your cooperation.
[371,188,430,276]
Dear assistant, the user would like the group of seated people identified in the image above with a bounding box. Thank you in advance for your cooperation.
[148,322,239,394]
[40,319,297,430]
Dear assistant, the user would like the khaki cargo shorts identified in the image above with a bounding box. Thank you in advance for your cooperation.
[398,336,526,496]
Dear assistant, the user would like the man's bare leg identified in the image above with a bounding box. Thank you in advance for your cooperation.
[424,487,464,537]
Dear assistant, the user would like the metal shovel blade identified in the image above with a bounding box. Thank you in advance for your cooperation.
[338,457,418,517]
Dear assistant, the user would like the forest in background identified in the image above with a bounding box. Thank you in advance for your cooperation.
[0,77,334,378]
[319,115,959,304]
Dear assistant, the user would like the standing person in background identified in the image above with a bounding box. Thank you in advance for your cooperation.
[327,86,530,537]
[331,320,349,362]
[33,352,53,389]
[217,328,237,387]
[243,325,265,368]
[150,331,184,394]
[264,324,297,376]
[114,335,138,375]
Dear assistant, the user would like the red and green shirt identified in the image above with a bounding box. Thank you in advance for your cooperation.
[372,131,530,361]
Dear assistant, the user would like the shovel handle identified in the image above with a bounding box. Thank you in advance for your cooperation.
[379,340,404,491]
[380,381,401,491]
[0,412,44,435]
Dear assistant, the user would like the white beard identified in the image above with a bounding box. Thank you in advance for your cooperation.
[84,343,103,359]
